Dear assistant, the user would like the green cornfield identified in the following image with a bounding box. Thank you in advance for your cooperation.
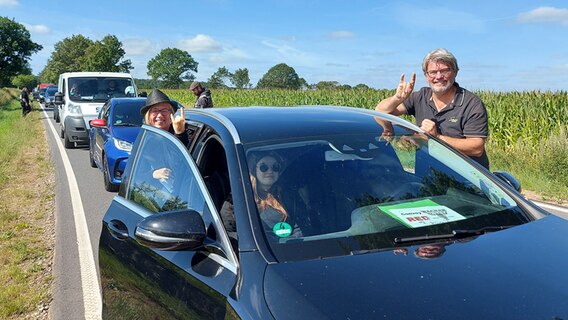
[164,88,568,149]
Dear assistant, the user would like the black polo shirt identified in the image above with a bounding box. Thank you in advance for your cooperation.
[403,83,490,169]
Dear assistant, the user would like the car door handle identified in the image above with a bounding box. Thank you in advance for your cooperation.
[107,219,129,240]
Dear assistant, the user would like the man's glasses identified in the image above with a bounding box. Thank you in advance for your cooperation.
[258,163,281,173]
[426,68,452,78]
[150,108,172,115]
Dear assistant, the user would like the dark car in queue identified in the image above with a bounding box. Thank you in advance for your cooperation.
[38,83,56,103]
[89,98,146,192]
[98,106,568,319]
[43,86,59,120]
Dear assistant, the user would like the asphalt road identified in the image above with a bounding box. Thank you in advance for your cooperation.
[39,103,568,319]
[41,104,112,320]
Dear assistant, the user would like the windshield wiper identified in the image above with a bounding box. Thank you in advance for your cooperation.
[394,225,515,244]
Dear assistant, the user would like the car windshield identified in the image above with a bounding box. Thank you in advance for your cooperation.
[68,77,135,102]
[46,87,58,95]
[112,101,144,126]
[243,120,528,262]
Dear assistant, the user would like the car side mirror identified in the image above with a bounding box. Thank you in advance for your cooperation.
[89,118,107,128]
[54,92,64,105]
[135,209,206,251]
[493,171,522,193]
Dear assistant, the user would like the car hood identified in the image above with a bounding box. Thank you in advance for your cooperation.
[263,215,568,319]
[110,126,141,143]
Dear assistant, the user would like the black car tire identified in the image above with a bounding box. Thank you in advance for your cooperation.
[59,125,64,139]
[103,156,119,192]
[64,132,74,149]
[89,146,97,168]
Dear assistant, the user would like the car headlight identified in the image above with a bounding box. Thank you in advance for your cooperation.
[113,138,132,152]
[67,103,82,116]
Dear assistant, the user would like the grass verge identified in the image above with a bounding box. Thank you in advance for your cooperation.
[488,127,568,204]
[0,88,54,319]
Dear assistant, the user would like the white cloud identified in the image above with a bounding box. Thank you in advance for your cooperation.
[23,24,50,34]
[123,39,155,56]
[207,46,249,64]
[0,0,18,7]
[263,41,291,53]
[328,31,354,39]
[178,34,222,53]
[261,40,316,65]
[517,7,568,26]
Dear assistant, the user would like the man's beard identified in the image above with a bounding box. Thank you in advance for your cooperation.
[430,79,454,94]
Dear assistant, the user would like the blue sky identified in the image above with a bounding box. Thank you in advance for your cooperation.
[2,0,568,92]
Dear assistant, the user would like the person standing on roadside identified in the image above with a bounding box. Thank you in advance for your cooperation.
[20,87,31,117]
[189,81,214,108]
[375,48,490,169]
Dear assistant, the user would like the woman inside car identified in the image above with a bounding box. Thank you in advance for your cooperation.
[250,152,306,239]
[220,151,307,241]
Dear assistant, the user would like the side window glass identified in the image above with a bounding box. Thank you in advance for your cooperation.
[102,103,110,120]
[128,130,206,214]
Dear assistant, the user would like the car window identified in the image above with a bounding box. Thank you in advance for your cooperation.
[112,101,144,126]
[193,134,234,235]
[243,127,527,262]
[101,102,110,121]
[68,77,135,102]
[126,126,239,268]
[46,87,58,95]
[127,130,205,214]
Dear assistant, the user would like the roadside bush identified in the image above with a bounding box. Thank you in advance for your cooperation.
[0,88,19,106]
[537,128,568,188]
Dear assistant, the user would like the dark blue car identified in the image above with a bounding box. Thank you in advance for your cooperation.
[99,106,568,319]
[43,86,59,121]
[89,98,146,192]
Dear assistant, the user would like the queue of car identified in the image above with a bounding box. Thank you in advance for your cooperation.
[46,85,568,318]
[36,83,56,103]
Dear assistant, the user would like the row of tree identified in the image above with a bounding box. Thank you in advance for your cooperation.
[0,17,42,87]
[2,16,372,91]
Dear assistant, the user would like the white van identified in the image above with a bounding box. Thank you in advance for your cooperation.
[55,72,138,148]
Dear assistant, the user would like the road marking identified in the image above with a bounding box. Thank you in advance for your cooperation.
[41,107,102,319]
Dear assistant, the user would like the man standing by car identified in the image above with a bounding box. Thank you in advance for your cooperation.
[375,48,489,169]
[189,81,213,108]
[20,87,31,117]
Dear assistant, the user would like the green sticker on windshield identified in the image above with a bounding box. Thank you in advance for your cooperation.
[273,222,292,237]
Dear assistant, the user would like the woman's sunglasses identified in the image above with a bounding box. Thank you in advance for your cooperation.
[258,162,281,173]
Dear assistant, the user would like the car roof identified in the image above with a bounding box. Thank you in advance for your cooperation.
[60,72,133,78]
[189,106,420,145]
[110,97,147,105]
